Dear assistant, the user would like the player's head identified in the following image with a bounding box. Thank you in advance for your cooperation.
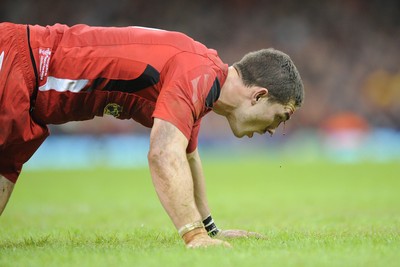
[233,48,304,108]
[225,48,304,138]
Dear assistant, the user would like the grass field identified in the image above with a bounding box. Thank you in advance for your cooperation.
[0,159,399,266]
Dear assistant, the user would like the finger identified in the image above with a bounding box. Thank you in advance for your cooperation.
[186,238,232,248]
[247,231,267,239]
[216,230,266,240]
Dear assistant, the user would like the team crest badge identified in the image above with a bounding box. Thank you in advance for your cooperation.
[104,103,122,118]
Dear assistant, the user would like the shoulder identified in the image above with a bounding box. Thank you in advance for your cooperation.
[165,51,226,77]
[163,52,228,98]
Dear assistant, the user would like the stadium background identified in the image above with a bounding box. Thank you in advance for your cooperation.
[1,0,399,168]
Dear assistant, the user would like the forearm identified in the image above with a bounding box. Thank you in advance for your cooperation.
[187,149,222,236]
[0,175,14,216]
[187,149,211,220]
[148,149,201,230]
[186,154,265,240]
[148,119,232,248]
[148,119,202,230]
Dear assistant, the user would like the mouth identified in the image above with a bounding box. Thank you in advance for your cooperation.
[255,129,272,136]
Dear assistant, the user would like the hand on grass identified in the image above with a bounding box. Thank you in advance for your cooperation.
[186,235,232,248]
[215,229,265,240]
[182,227,232,248]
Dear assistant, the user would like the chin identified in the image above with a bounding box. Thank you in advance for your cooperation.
[229,124,245,138]
[232,131,245,138]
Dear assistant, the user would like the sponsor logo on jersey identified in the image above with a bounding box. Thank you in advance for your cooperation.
[104,103,122,118]
[39,48,51,80]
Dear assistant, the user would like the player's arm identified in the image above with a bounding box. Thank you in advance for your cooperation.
[148,118,230,248]
[187,148,265,240]
[187,148,220,237]
[0,175,14,216]
[186,148,211,218]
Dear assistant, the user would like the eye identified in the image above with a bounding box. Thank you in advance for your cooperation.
[278,112,290,124]
[283,112,291,121]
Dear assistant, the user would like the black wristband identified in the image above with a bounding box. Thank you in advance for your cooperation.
[202,215,220,237]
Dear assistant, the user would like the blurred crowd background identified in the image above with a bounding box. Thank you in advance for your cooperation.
[1,0,399,166]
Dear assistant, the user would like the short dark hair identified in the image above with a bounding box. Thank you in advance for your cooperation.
[233,48,304,107]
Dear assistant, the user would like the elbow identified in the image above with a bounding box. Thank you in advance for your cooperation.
[148,145,185,169]
[148,146,171,168]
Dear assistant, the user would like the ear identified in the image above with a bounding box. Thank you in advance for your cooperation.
[251,87,269,105]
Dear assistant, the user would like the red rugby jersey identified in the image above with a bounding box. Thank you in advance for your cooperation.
[28,24,228,152]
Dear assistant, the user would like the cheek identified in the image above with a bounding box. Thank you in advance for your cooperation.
[258,114,274,127]
[270,119,282,129]
[231,110,247,126]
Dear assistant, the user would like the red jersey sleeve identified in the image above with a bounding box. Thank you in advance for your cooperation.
[153,76,196,142]
[153,77,204,153]
[152,53,217,153]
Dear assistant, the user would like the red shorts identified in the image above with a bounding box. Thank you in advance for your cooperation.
[0,23,49,183]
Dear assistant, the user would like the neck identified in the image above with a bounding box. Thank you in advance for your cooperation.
[212,66,242,116]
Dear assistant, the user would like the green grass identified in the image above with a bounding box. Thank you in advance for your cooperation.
[1,160,399,267]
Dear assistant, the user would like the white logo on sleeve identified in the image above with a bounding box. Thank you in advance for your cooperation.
[39,48,51,80]
[0,51,4,72]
